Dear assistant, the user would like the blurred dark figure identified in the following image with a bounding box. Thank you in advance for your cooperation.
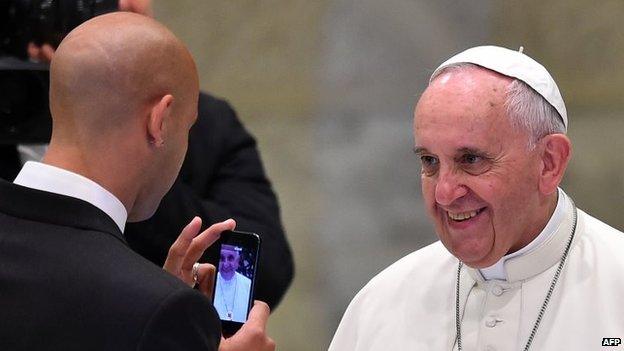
[0,0,293,309]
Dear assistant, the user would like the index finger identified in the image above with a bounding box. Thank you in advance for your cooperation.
[244,300,271,330]
[181,219,236,271]
[163,216,202,272]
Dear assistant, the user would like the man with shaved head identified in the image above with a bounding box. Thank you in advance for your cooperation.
[0,12,274,351]
[330,46,624,350]
[1,0,293,311]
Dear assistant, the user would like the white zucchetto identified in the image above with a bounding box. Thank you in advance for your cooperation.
[431,45,568,130]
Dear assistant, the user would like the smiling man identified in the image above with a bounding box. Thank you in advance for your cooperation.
[329,46,624,350]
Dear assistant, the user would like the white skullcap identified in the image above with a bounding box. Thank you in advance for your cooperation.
[431,45,568,130]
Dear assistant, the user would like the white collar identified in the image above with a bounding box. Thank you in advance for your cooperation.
[13,161,128,233]
[478,188,567,281]
[219,272,238,284]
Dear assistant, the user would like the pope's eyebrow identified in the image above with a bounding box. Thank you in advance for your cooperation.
[457,147,484,155]
[413,147,428,155]
[456,147,492,159]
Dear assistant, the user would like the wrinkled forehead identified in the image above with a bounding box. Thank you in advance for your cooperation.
[416,69,510,119]
[428,65,513,97]
[413,68,517,149]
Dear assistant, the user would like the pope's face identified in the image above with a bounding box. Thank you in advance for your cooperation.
[219,249,240,278]
[414,67,546,268]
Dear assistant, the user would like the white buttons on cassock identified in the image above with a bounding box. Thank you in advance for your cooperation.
[485,316,504,328]
[472,282,520,350]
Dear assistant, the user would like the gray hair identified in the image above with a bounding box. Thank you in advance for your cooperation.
[431,63,566,149]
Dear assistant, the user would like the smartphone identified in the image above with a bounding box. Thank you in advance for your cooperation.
[212,230,261,336]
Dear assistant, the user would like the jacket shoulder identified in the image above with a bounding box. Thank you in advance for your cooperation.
[329,241,457,350]
[343,240,457,319]
[577,209,624,259]
[579,209,624,239]
[363,241,455,291]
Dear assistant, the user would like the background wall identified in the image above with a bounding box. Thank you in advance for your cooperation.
[153,1,624,349]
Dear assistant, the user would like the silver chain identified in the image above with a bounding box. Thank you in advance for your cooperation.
[455,202,577,351]
[220,274,239,317]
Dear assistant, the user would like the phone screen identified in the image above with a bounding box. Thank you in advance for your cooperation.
[213,231,260,330]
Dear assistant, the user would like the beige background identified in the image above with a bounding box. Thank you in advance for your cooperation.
[153,1,624,349]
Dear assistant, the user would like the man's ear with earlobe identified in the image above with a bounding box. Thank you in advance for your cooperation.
[147,94,174,147]
[538,134,572,195]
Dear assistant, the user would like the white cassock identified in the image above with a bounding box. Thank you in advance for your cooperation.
[214,272,252,323]
[329,189,624,350]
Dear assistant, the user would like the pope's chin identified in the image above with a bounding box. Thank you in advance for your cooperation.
[435,211,499,268]
[449,240,498,269]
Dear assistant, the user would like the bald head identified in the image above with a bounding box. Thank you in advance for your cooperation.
[46,12,200,221]
[49,12,197,140]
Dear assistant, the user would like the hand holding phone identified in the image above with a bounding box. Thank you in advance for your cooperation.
[218,301,275,351]
[163,217,235,297]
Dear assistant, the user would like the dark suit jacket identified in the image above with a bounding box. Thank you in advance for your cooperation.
[0,144,20,181]
[0,92,294,309]
[125,93,293,309]
[0,179,221,350]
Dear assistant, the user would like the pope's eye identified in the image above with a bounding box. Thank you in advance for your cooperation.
[421,155,438,166]
[461,154,481,164]
[457,153,492,175]
[420,155,439,175]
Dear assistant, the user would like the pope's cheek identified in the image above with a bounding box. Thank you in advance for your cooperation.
[422,189,440,222]
[420,178,436,206]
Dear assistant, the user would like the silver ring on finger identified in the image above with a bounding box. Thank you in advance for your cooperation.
[192,262,200,288]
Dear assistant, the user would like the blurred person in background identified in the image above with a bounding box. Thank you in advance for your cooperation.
[329,46,624,350]
[0,0,293,310]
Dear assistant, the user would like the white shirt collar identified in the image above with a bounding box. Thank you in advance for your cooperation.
[13,161,128,233]
[479,188,567,281]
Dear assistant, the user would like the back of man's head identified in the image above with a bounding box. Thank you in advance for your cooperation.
[46,12,199,221]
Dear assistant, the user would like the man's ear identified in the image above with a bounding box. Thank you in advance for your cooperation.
[538,134,572,195]
[147,94,174,147]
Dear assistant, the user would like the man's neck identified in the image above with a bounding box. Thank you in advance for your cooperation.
[42,147,136,217]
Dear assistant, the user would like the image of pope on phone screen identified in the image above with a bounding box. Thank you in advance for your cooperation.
[214,244,252,322]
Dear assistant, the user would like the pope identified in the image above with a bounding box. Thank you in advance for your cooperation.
[214,245,253,323]
[329,45,624,350]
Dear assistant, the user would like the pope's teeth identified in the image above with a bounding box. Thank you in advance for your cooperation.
[448,210,479,221]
